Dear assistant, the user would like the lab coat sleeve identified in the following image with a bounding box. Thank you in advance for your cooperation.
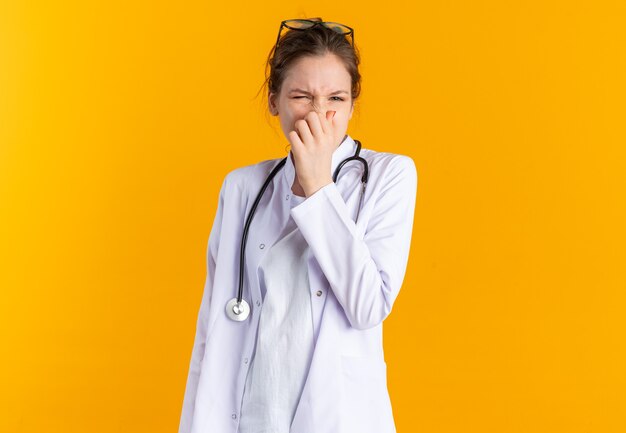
[178,176,227,433]
[291,155,418,330]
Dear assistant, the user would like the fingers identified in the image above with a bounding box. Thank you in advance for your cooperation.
[325,110,336,134]
[306,111,325,137]
[292,110,336,148]
[299,110,336,138]
[288,129,304,149]
[318,110,336,135]
[294,117,314,144]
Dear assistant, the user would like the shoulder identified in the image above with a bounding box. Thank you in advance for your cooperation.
[359,145,418,185]
[220,156,286,199]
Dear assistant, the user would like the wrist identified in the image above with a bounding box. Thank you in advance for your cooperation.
[303,178,333,198]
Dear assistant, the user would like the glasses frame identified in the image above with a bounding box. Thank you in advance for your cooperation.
[274,19,355,53]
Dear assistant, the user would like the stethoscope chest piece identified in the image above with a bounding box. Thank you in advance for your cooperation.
[225,297,250,321]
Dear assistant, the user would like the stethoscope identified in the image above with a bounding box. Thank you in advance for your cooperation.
[225,139,369,322]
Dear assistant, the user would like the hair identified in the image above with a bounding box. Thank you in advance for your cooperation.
[255,17,362,124]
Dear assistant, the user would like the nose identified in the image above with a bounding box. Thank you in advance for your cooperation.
[308,97,328,113]
[311,102,330,115]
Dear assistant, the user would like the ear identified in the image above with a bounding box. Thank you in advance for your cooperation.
[268,92,279,116]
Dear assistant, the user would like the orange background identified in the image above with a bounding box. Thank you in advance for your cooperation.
[1,1,625,432]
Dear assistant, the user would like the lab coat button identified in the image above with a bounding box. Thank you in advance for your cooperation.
[231,413,237,420]
[259,243,265,249]
[286,194,290,200]
[256,300,261,306]
[244,357,249,364]
[316,290,323,297]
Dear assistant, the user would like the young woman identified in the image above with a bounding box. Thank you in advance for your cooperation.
[179,18,418,433]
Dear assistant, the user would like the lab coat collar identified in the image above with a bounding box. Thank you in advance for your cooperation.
[283,134,357,192]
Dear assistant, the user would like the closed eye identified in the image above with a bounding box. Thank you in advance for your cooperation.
[292,96,345,101]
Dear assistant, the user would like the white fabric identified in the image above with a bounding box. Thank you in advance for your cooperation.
[178,134,418,433]
[239,192,314,433]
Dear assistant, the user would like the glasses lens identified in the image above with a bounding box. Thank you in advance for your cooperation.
[322,22,352,35]
[284,19,316,30]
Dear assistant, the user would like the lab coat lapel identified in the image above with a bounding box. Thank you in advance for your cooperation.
[243,168,293,305]
[205,160,292,339]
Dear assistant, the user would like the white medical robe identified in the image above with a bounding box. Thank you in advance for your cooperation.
[179,134,418,433]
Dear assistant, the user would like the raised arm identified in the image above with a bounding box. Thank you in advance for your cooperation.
[291,155,418,330]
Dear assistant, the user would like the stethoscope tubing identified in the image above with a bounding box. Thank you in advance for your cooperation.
[228,139,368,320]
[237,156,287,307]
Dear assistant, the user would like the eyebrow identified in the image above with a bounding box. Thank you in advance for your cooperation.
[288,88,349,95]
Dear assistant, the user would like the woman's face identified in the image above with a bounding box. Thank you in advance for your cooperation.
[269,53,354,149]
